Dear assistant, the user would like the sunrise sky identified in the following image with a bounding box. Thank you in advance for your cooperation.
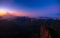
[0,0,60,17]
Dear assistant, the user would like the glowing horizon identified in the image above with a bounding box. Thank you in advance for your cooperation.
[0,8,27,16]
[0,12,27,16]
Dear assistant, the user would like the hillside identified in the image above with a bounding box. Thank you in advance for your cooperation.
[0,17,60,38]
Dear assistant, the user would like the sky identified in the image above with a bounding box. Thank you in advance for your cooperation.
[0,0,60,17]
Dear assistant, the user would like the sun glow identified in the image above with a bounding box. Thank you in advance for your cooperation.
[0,8,26,17]
[0,8,14,16]
[0,9,8,16]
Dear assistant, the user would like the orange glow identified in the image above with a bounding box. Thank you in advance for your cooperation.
[12,13,26,16]
[0,12,27,16]
[0,13,4,16]
[0,8,27,16]
[0,8,8,16]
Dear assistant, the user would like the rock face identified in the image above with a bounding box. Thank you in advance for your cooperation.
[40,26,59,38]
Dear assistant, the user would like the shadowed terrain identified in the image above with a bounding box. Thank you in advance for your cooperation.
[0,17,59,38]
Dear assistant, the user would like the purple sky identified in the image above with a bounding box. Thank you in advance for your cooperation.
[0,0,60,17]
